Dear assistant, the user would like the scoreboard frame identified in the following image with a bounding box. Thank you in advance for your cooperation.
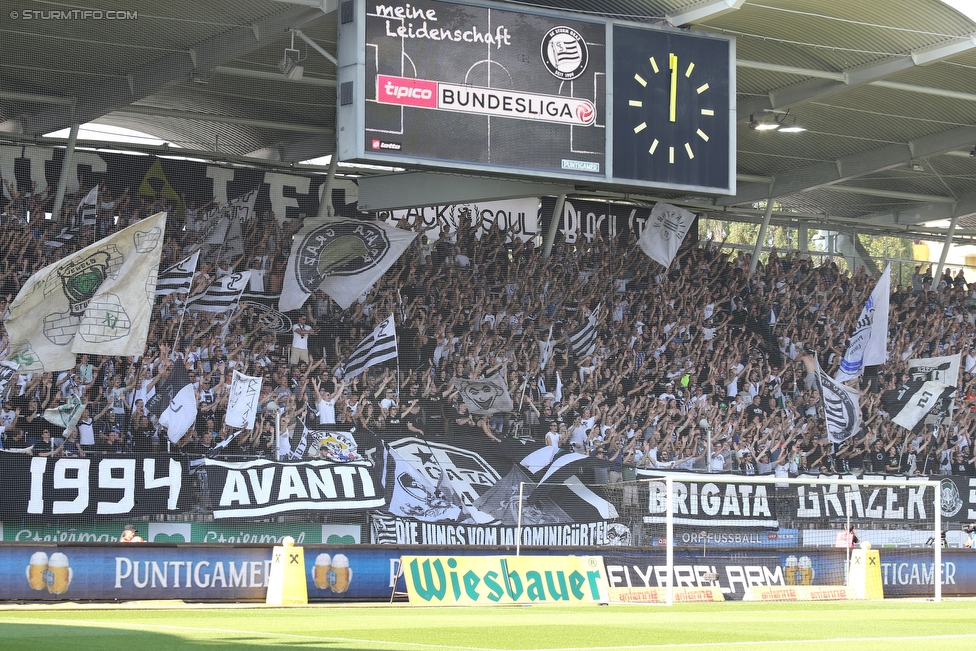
[336,0,736,196]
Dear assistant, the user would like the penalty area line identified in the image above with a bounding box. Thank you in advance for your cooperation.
[0,617,500,651]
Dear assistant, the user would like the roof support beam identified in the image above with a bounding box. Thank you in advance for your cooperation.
[736,60,845,81]
[114,105,332,134]
[718,124,976,206]
[737,37,976,120]
[814,184,956,205]
[213,66,336,87]
[858,189,976,227]
[7,5,325,137]
[667,0,745,26]
[0,91,74,107]
[268,0,337,10]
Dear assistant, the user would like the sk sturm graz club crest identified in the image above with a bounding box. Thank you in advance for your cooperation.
[541,26,588,80]
[941,478,964,518]
[294,221,391,295]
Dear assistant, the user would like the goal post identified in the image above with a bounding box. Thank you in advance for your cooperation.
[517,474,941,603]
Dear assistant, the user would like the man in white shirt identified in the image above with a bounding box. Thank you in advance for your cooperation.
[709,441,730,472]
[314,378,345,425]
[290,315,313,366]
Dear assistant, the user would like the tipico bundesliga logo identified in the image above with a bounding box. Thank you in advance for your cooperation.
[377,74,596,127]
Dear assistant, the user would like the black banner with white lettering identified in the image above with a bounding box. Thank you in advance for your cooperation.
[638,473,942,529]
[0,454,189,519]
[1,145,359,222]
[204,459,386,519]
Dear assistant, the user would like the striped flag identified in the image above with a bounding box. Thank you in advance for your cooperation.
[569,303,600,359]
[342,315,398,380]
[77,186,98,225]
[816,354,861,444]
[188,271,251,313]
[155,251,199,297]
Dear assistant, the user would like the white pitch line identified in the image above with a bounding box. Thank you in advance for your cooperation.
[518,633,976,651]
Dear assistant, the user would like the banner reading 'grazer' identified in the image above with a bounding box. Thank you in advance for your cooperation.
[401,555,610,605]
[638,473,939,529]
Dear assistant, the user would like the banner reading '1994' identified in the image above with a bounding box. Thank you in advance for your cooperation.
[402,555,610,605]
[0,454,187,519]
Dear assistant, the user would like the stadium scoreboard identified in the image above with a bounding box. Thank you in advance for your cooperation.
[336,0,736,195]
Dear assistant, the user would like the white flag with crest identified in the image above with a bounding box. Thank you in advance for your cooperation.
[280,217,417,311]
[638,202,695,269]
[5,212,166,372]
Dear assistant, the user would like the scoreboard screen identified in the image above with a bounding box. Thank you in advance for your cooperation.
[337,0,735,195]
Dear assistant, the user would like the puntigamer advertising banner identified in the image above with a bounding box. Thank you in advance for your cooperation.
[401,555,610,605]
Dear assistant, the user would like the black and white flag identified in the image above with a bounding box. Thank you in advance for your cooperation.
[77,186,98,225]
[0,360,19,402]
[342,315,398,380]
[816,354,861,444]
[147,361,197,443]
[454,372,514,414]
[155,251,199,297]
[196,190,258,256]
[569,303,600,359]
[907,354,961,426]
[188,271,251,313]
[883,379,957,432]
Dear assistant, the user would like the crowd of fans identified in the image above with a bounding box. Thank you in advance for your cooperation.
[3,177,976,480]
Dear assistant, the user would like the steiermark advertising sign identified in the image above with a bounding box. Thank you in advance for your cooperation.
[2,521,361,545]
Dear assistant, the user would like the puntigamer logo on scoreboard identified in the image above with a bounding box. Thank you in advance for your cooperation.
[377,74,596,126]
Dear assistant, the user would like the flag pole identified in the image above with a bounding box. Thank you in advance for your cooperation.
[394,313,402,408]
[172,298,189,352]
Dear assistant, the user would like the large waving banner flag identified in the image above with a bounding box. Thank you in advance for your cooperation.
[836,264,890,382]
[280,217,417,311]
[638,202,695,269]
[5,212,166,372]
[816,355,861,444]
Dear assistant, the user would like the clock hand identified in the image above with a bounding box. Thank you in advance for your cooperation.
[669,53,678,123]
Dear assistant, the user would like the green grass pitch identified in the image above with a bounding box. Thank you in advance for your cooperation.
[1,601,975,650]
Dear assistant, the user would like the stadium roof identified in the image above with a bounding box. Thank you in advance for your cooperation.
[4,0,976,240]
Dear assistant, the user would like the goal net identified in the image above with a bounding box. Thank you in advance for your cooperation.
[517,474,941,604]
